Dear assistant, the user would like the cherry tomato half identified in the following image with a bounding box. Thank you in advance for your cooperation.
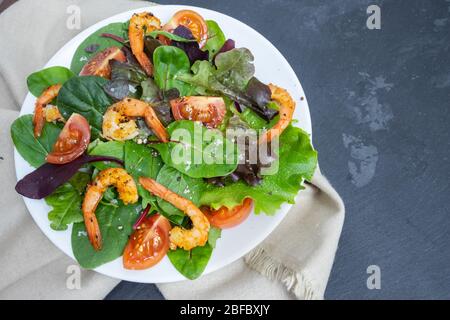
[46,113,90,164]
[170,96,226,128]
[79,46,126,78]
[163,10,208,48]
[202,198,253,229]
[123,214,171,270]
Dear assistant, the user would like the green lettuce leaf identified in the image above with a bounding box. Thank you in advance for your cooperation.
[71,201,141,269]
[27,66,74,97]
[204,20,226,60]
[199,125,317,214]
[155,165,206,225]
[124,141,163,208]
[45,172,90,231]
[167,244,213,280]
[214,48,255,91]
[57,75,113,136]
[10,115,61,167]
[152,120,238,178]
[147,30,197,43]
[152,46,195,96]
[88,140,124,170]
[208,227,222,249]
[70,22,128,75]
[177,48,255,95]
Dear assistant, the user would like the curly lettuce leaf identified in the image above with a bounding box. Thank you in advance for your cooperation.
[214,48,255,91]
[45,172,90,231]
[199,125,317,214]
[177,48,255,94]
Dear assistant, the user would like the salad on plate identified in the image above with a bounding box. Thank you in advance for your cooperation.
[11,9,317,280]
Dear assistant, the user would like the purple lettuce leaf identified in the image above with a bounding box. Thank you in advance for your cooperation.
[16,154,123,199]
[217,39,235,55]
[171,26,208,64]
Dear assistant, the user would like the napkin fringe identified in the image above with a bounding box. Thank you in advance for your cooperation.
[245,247,321,300]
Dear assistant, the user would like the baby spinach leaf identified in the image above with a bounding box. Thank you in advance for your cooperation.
[152,120,238,178]
[10,114,61,167]
[167,244,213,280]
[208,227,222,249]
[57,76,113,134]
[155,165,206,225]
[200,125,318,214]
[70,22,128,74]
[124,141,163,208]
[88,140,124,170]
[71,201,141,269]
[204,20,226,61]
[45,172,90,231]
[153,46,195,96]
[27,66,74,97]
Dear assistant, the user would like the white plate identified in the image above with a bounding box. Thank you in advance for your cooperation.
[14,5,312,283]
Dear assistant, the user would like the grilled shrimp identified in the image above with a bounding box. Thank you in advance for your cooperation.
[102,98,169,142]
[33,84,64,137]
[82,168,138,251]
[139,177,210,251]
[259,84,296,144]
[129,12,161,76]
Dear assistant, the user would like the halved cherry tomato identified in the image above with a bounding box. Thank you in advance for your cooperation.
[79,46,126,78]
[163,10,208,48]
[202,198,253,229]
[46,113,90,164]
[123,214,171,270]
[170,96,226,128]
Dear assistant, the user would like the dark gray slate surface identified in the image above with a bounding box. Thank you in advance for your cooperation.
[106,0,450,299]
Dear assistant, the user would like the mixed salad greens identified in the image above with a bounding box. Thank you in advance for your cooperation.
[11,9,317,279]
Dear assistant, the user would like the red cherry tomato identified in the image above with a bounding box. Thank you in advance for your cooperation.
[202,198,253,229]
[46,113,90,164]
[170,96,226,128]
[123,214,171,270]
[79,46,126,78]
[163,10,208,48]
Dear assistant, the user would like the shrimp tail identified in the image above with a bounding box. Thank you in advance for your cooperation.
[33,104,45,138]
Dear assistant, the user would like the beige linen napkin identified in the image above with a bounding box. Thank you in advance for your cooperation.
[0,0,344,300]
